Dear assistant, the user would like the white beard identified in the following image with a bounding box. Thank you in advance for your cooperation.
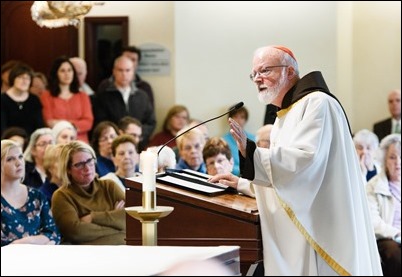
[258,87,280,104]
[258,70,287,105]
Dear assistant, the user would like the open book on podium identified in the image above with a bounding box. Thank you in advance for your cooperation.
[131,169,236,196]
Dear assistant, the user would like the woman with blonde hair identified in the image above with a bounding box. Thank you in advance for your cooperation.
[40,144,64,203]
[51,140,126,245]
[1,139,60,246]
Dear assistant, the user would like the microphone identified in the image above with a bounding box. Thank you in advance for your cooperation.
[157,101,244,155]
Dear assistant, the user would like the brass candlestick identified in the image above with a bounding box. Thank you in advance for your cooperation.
[125,191,173,246]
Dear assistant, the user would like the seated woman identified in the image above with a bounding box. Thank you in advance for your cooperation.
[1,126,28,151]
[255,124,273,149]
[353,129,381,182]
[91,121,119,177]
[29,71,48,98]
[221,106,255,176]
[51,141,126,245]
[52,120,77,145]
[40,144,64,203]
[203,137,254,197]
[23,127,54,189]
[100,135,139,192]
[148,105,190,149]
[147,145,176,173]
[175,127,206,173]
[366,134,401,276]
[1,139,60,246]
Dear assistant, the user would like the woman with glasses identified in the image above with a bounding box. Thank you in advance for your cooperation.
[23,128,54,189]
[51,140,126,245]
[91,121,119,177]
[1,139,60,246]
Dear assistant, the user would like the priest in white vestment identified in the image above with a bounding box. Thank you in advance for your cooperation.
[224,45,383,276]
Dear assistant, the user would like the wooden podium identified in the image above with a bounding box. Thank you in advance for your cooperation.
[125,178,262,275]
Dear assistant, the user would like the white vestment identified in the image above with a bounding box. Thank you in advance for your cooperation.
[252,92,382,276]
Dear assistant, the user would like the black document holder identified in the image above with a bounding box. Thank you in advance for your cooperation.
[156,169,235,196]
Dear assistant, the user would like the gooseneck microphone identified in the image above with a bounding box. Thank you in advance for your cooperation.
[157,101,244,155]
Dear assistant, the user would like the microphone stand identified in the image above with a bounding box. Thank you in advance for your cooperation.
[157,102,244,155]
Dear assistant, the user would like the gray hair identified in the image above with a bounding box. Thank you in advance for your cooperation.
[256,124,273,144]
[176,125,205,150]
[23,128,53,163]
[52,120,77,143]
[353,129,379,150]
[147,145,176,172]
[378,134,401,171]
[279,50,299,76]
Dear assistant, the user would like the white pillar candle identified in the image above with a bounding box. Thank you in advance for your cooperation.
[140,150,157,191]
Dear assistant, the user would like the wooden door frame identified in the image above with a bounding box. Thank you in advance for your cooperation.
[84,16,128,91]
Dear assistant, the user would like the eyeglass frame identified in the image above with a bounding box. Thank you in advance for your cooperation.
[71,157,95,169]
[249,65,288,81]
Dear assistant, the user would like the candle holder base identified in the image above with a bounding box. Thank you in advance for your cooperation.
[125,206,174,246]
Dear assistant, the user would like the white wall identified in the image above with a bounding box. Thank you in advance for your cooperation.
[352,1,401,132]
[176,1,337,137]
[81,1,401,137]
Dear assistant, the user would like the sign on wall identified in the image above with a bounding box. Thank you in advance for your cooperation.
[137,43,170,75]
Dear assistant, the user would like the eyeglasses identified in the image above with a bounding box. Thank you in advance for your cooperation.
[35,140,53,148]
[249,65,288,81]
[72,158,95,169]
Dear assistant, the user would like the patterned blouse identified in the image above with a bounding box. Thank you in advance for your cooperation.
[1,187,61,247]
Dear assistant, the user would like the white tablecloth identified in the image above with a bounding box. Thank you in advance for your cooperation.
[1,244,240,276]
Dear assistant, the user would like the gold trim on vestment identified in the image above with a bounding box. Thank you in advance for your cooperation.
[275,191,351,276]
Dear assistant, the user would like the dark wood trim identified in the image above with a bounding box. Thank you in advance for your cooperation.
[84,16,128,90]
